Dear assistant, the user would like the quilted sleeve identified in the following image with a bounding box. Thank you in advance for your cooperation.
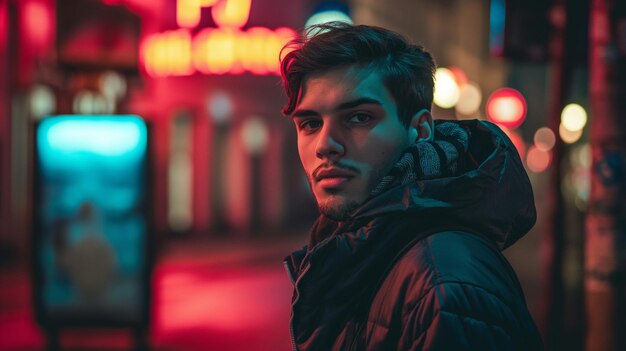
[398,281,540,351]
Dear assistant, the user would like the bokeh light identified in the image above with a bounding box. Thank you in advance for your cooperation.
[29,84,56,119]
[23,0,52,48]
[526,145,551,173]
[208,91,233,124]
[561,103,587,132]
[99,71,127,100]
[566,143,592,211]
[534,127,556,151]
[73,91,113,115]
[559,123,583,144]
[486,88,527,129]
[241,116,269,154]
[434,67,460,109]
[456,82,482,116]
[573,142,591,169]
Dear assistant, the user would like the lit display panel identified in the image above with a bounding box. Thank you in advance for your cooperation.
[34,115,149,325]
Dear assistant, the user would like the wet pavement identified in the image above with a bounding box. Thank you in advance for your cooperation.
[0,234,307,351]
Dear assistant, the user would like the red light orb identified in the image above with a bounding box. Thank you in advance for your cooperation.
[486,88,527,129]
[526,145,552,173]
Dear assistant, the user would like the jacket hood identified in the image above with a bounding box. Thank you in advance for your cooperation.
[349,119,536,250]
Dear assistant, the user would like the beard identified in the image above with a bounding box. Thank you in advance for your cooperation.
[308,161,390,221]
[317,196,360,221]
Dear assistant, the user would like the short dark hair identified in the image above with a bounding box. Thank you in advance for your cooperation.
[280,22,436,126]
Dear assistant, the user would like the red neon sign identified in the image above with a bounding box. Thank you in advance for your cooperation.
[142,0,296,76]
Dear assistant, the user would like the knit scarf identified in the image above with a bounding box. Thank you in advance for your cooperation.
[370,120,470,197]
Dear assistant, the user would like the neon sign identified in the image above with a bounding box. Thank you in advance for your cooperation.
[142,0,296,77]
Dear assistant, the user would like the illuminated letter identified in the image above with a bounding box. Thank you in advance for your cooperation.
[177,0,219,28]
[211,0,251,29]
[142,30,193,77]
[192,28,213,74]
[206,28,237,74]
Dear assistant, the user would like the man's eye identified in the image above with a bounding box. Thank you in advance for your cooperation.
[300,120,322,132]
[348,113,373,124]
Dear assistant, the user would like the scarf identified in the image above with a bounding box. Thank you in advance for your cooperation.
[370,120,470,196]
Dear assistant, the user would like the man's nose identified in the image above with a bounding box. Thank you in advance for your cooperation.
[315,125,345,160]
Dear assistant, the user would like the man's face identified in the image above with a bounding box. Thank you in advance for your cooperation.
[292,65,412,221]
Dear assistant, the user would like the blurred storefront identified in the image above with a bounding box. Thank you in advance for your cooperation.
[1,0,321,254]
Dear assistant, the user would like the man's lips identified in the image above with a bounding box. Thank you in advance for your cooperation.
[314,168,357,188]
[317,176,353,187]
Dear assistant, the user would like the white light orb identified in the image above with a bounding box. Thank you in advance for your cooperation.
[561,103,587,132]
[30,84,56,119]
[99,71,126,99]
[433,67,460,109]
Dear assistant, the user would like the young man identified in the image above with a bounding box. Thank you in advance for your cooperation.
[280,23,543,351]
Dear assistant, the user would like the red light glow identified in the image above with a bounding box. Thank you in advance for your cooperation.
[486,88,527,129]
[22,1,52,49]
[526,145,552,173]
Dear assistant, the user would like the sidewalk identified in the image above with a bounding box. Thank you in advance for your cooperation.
[0,232,308,351]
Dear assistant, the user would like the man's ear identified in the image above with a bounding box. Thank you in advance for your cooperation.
[409,109,434,143]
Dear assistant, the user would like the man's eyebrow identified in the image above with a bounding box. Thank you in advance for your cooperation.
[336,97,383,111]
[292,97,383,118]
[292,109,318,118]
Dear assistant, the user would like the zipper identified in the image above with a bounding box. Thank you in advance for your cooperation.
[287,262,311,351]
[283,260,296,285]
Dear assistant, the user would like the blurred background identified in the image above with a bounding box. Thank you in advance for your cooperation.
[1,0,625,350]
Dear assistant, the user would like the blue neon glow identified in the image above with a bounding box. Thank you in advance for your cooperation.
[37,115,147,172]
[39,115,145,156]
[489,0,506,56]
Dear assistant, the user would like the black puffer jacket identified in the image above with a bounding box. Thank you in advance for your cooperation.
[284,120,543,351]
